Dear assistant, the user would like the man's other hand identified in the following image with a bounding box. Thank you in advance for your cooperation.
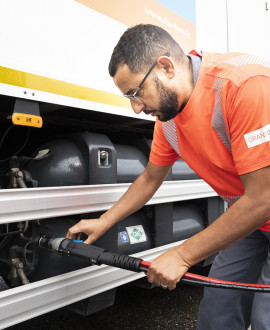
[147,247,191,290]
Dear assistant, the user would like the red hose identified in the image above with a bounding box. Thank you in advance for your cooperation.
[139,260,270,291]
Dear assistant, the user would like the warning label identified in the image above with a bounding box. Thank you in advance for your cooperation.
[126,225,147,244]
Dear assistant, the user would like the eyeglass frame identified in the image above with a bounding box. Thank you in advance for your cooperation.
[123,53,170,104]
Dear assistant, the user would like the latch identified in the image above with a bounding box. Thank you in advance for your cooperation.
[98,149,110,166]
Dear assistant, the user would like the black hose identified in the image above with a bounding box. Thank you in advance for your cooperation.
[180,278,270,293]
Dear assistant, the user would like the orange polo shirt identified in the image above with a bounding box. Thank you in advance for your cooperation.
[150,52,270,231]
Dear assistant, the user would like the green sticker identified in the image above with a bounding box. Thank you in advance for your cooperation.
[131,228,143,240]
[126,225,147,244]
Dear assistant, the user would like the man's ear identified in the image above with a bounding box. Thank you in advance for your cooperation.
[156,56,175,79]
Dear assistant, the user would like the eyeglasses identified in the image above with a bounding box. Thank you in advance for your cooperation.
[123,60,157,104]
[123,53,170,104]
[123,54,169,104]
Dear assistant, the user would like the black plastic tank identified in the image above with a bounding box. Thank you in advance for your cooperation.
[26,132,117,186]
[116,210,153,254]
[131,138,200,180]
[29,216,119,316]
[26,139,88,187]
[173,203,205,241]
[30,209,153,282]
[172,159,200,180]
[26,132,200,187]
[29,217,91,281]
[114,144,148,183]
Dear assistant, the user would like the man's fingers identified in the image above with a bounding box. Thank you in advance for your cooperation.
[147,270,155,284]
[74,232,81,240]
[66,223,82,239]
[147,266,180,290]
[168,283,177,290]
[84,236,94,245]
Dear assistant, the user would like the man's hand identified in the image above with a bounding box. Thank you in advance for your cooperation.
[147,247,191,290]
[66,219,108,244]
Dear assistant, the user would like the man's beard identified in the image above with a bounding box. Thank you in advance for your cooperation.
[151,76,179,122]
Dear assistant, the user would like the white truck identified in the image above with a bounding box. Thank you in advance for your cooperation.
[0,0,268,328]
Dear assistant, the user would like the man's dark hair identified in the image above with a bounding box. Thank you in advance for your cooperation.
[109,24,186,77]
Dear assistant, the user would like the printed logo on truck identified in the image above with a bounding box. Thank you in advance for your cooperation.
[244,124,270,148]
[126,225,147,244]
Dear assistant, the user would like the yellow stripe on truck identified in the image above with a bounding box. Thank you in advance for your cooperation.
[0,66,131,109]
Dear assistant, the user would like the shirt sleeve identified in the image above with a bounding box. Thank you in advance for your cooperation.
[229,76,270,175]
[149,119,180,166]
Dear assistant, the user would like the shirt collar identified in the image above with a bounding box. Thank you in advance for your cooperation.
[187,54,202,86]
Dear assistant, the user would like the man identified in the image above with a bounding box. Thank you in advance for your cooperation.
[67,24,270,329]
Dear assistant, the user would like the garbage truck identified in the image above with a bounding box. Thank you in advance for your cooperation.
[0,0,269,328]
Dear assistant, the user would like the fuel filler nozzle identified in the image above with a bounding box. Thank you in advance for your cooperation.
[37,236,143,272]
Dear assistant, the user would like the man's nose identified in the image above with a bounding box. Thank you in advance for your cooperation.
[130,100,145,114]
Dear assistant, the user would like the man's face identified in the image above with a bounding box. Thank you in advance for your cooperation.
[113,58,192,121]
[143,75,179,122]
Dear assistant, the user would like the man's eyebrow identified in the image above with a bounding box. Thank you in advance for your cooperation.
[124,88,135,96]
